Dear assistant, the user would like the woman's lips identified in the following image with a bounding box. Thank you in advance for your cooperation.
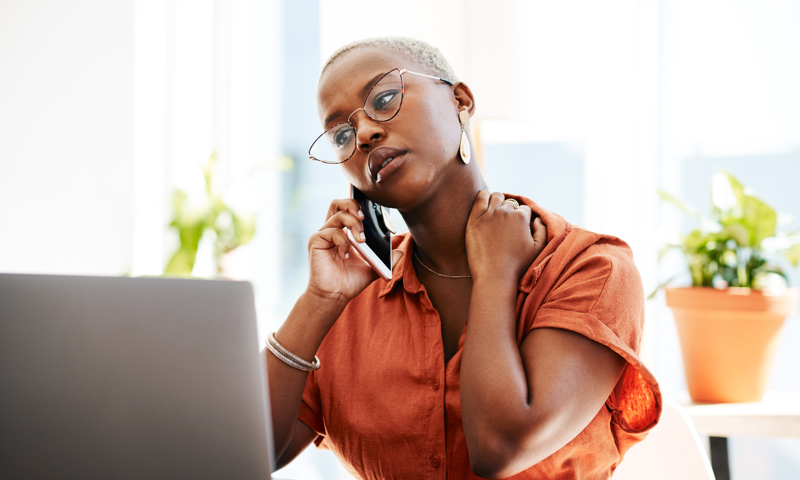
[376,153,408,182]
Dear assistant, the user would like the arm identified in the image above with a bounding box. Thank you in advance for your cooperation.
[461,192,626,479]
[275,420,319,470]
[268,199,402,462]
[268,290,344,461]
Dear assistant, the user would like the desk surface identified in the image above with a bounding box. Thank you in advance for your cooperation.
[669,391,800,438]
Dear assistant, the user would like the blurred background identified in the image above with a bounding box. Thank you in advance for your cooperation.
[1,0,799,478]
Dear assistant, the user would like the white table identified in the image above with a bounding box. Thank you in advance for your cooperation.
[671,391,800,438]
[668,391,800,480]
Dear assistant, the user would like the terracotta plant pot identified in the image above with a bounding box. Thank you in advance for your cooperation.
[666,287,799,403]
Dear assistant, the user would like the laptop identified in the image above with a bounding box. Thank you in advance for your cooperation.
[0,273,274,479]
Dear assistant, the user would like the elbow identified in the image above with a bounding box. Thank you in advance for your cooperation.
[467,434,528,479]
[463,403,558,477]
[469,457,506,480]
[467,417,559,479]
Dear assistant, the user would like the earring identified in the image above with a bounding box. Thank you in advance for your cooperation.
[458,109,471,165]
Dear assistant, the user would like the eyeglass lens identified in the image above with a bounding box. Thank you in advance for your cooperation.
[309,69,404,164]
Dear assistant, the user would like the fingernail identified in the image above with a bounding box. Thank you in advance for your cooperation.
[357,209,364,218]
[360,232,365,242]
[345,253,349,259]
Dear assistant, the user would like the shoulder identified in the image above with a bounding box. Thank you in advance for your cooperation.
[534,228,645,343]
[562,227,634,262]
[546,227,641,292]
[572,231,641,294]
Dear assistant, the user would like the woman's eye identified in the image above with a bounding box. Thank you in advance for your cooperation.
[333,128,354,148]
[371,89,400,111]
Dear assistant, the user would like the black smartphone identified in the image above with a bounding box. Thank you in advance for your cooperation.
[345,185,394,280]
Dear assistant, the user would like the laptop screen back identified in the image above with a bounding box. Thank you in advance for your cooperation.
[0,274,273,479]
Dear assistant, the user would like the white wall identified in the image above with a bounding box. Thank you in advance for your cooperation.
[0,0,283,335]
[0,0,136,275]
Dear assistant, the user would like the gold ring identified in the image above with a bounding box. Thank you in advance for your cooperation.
[501,198,520,210]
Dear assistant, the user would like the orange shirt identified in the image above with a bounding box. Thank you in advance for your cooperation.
[299,195,661,479]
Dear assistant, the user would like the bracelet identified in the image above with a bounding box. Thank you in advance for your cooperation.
[265,332,320,372]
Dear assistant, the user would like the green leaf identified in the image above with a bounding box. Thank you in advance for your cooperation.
[683,229,711,253]
[686,253,708,286]
[741,194,777,246]
[721,223,750,246]
[658,190,704,223]
[786,244,800,267]
[165,246,198,276]
[232,212,256,246]
[714,172,777,247]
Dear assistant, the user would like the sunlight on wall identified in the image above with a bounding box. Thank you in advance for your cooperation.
[0,0,135,276]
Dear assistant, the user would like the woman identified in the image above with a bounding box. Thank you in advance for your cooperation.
[267,37,661,479]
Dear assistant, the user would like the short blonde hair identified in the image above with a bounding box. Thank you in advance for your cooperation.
[321,36,458,83]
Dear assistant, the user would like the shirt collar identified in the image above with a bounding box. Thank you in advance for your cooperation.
[378,233,419,298]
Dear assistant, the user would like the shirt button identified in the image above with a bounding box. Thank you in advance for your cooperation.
[432,380,440,391]
[430,455,441,468]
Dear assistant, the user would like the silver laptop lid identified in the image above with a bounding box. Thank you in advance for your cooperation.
[0,273,273,479]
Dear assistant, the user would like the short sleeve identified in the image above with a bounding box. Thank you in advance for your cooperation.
[298,370,329,448]
[530,240,661,448]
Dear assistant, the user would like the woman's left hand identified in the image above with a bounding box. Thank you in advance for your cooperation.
[466,191,548,283]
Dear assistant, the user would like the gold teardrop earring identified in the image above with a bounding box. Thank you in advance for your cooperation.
[458,109,471,165]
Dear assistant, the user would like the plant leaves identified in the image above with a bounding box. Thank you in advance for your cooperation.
[654,171,796,292]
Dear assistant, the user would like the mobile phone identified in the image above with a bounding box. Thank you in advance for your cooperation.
[345,185,395,281]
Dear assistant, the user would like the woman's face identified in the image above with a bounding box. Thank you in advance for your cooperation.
[316,47,467,210]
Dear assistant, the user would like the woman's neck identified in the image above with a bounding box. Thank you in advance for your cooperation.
[400,168,488,277]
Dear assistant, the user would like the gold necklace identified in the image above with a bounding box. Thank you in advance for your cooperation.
[413,252,471,279]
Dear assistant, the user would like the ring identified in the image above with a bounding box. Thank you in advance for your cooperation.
[501,198,520,210]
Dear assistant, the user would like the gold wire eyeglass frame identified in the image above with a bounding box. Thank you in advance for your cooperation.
[308,68,454,165]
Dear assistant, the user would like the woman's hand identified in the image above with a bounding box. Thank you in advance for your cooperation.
[306,199,395,308]
[466,191,548,283]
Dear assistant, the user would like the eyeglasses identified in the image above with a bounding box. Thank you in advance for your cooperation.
[308,68,454,165]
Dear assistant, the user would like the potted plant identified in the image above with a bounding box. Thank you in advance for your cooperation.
[656,172,800,403]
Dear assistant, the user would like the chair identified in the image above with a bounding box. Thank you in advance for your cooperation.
[613,398,716,480]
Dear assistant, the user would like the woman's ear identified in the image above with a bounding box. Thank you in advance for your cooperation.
[452,82,476,118]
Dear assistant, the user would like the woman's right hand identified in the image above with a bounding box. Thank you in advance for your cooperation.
[306,199,379,306]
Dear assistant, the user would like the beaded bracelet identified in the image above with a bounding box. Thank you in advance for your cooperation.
[265,332,320,372]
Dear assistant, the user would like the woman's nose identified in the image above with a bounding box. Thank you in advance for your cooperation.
[349,110,385,152]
